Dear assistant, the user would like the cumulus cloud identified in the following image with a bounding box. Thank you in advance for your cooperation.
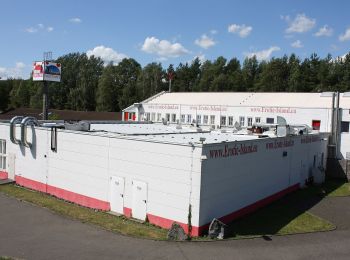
[228,24,252,38]
[314,25,333,37]
[69,17,82,23]
[283,13,316,33]
[141,36,189,59]
[244,46,281,61]
[25,24,53,33]
[0,62,27,79]
[291,40,303,48]
[194,34,216,49]
[87,45,128,65]
[339,27,350,42]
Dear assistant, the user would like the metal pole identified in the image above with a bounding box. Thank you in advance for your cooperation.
[42,81,48,120]
[331,92,335,144]
[335,92,340,158]
[169,78,172,93]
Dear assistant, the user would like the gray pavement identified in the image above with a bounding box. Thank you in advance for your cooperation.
[1,192,350,260]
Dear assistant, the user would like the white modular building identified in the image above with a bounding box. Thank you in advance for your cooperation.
[0,119,328,236]
[123,92,350,159]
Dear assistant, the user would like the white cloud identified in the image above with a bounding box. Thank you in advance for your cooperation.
[0,62,26,79]
[25,27,38,33]
[87,45,128,65]
[284,13,316,33]
[339,27,350,42]
[291,40,303,48]
[228,24,252,38]
[210,29,217,35]
[194,34,216,49]
[25,24,53,33]
[69,17,82,23]
[244,46,281,61]
[141,36,189,59]
[314,25,333,37]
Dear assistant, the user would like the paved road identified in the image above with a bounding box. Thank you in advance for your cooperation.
[1,193,350,260]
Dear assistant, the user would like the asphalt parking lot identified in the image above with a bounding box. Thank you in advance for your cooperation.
[1,192,350,260]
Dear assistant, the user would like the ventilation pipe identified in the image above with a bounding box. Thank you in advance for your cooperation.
[10,116,23,144]
[20,117,40,148]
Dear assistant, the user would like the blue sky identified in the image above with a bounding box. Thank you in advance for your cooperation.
[0,0,349,79]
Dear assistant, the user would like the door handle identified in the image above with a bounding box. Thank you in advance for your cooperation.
[143,200,146,203]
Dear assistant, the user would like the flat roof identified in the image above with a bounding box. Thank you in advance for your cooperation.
[126,131,260,145]
[90,123,203,135]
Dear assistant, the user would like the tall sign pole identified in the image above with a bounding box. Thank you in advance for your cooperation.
[42,52,52,120]
[168,71,174,92]
[32,52,61,121]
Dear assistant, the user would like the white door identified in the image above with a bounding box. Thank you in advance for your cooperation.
[7,153,16,180]
[132,180,147,221]
[109,176,125,214]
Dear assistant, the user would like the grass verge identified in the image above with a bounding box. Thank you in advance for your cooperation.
[0,180,343,240]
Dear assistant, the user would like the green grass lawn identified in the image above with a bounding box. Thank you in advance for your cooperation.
[0,179,347,240]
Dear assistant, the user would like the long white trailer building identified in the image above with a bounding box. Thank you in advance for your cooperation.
[0,120,328,236]
[123,91,350,159]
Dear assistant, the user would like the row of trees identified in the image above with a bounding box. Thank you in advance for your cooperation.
[1,52,350,112]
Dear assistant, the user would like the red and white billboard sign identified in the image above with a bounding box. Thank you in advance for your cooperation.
[32,61,61,82]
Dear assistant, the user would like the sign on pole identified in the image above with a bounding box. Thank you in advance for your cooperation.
[32,61,61,82]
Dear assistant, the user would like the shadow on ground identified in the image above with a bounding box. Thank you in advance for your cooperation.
[220,178,348,238]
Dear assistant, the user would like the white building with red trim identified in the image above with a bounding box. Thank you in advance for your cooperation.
[0,120,328,236]
[123,91,350,158]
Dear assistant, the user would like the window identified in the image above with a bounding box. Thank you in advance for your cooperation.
[0,140,6,171]
[128,112,135,121]
[341,121,350,133]
[220,116,226,126]
[312,120,321,131]
[181,114,185,123]
[145,113,150,121]
[187,114,193,124]
[239,116,245,126]
[255,117,261,124]
[166,113,170,122]
[210,115,215,125]
[151,113,156,122]
[247,117,253,127]
[157,113,162,122]
[140,113,144,121]
[228,116,234,126]
[266,117,274,124]
[203,115,209,125]
[171,114,176,123]
[196,115,202,124]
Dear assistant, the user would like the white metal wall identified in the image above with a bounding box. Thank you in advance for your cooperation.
[198,134,328,226]
[0,123,202,227]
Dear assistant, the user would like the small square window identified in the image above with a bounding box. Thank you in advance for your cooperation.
[266,117,274,124]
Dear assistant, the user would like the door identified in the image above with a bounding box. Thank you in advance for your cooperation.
[109,176,125,214]
[132,180,147,221]
[7,153,16,180]
[124,112,129,121]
